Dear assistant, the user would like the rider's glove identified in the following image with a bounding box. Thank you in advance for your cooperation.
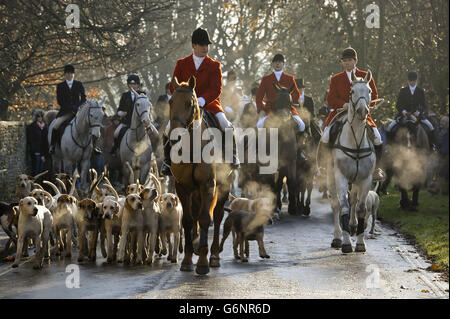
[197,97,206,108]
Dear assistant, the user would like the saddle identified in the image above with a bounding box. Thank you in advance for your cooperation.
[201,109,221,131]
[329,118,376,147]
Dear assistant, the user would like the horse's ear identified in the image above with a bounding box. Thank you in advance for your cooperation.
[188,76,196,90]
[272,82,281,92]
[171,77,180,90]
[364,70,372,83]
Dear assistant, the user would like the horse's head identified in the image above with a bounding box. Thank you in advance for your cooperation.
[169,76,200,136]
[272,82,294,117]
[349,70,372,124]
[130,90,151,128]
[79,97,106,138]
[398,112,418,130]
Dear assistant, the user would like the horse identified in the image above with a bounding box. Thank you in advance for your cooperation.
[169,76,232,275]
[119,90,154,187]
[48,98,106,193]
[326,70,375,253]
[262,83,300,216]
[385,113,429,211]
[296,114,321,216]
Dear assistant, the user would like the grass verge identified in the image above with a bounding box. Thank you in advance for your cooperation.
[378,186,449,276]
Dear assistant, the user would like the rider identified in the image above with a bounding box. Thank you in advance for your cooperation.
[386,70,435,149]
[295,78,315,119]
[317,47,385,181]
[110,74,147,155]
[50,65,102,154]
[161,27,240,176]
[255,54,306,133]
[222,70,243,124]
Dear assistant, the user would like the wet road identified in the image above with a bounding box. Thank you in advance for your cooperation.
[0,190,448,299]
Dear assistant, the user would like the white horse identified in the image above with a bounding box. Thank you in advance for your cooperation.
[119,90,153,186]
[48,98,106,193]
[327,70,375,253]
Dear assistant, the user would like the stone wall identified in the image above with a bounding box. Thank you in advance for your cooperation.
[0,121,28,202]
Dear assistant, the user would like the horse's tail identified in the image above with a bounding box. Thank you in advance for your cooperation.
[372,181,380,193]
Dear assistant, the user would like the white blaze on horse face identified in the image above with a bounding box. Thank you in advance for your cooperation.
[350,81,370,122]
[136,96,151,127]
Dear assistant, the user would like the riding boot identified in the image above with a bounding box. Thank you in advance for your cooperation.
[161,135,172,176]
[110,136,119,155]
[49,129,58,154]
[92,136,102,155]
[372,144,385,181]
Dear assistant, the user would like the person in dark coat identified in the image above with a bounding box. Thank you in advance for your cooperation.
[387,70,435,147]
[49,65,101,154]
[240,87,258,129]
[27,109,49,175]
[110,74,147,155]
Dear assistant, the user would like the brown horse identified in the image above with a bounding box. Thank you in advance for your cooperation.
[169,76,232,275]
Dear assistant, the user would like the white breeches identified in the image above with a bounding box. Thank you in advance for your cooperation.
[114,123,126,138]
[165,111,233,136]
[256,115,305,132]
[321,125,382,145]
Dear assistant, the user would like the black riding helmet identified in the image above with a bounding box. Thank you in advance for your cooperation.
[127,74,141,85]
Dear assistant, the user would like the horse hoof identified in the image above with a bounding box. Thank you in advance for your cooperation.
[180,263,194,272]
[11,263,18,268]
[288,207,297,215]
[77,257,84,263]
[195,265,210,275]
[355,244,366,252]
[241,258,248,263]
[209,257,221,268]
[341,244,353,254]
[331,238,342,248]
[302,207,311,216]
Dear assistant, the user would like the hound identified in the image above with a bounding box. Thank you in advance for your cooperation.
[14,170,48,201]
[53,194,77,257]
[75,198,101,262]
[159,193,183,263]
[12,197,53,269]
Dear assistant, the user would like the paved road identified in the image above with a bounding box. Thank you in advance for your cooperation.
[0,190,448,299]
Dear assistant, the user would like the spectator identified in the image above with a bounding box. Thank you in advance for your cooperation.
[435,115,449,194]
[240,87,258,129]
[26,109,49,175]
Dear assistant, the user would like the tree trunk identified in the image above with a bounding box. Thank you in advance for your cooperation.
[0,98,9,121]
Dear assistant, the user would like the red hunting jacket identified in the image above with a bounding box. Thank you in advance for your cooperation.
[256,72,300,116]
[326,68,378,127]
[169,53,223,114]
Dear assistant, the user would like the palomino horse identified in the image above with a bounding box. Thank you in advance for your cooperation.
[48,98,106,193]
[119,90,155,186]
[169,76,232,275]
[385,114,429,211]
[327,70,375,253]
[262,83,300,215]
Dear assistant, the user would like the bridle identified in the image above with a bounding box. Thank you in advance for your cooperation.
[126,95,151,153]
[70,101,103,151]
[334,82,373,183]
[170,87,200,129]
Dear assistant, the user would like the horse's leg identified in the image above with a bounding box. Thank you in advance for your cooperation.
[196,180,217,275]
[304,178,313,216]
[328,163,342,248]
[177,185,194,272]
[335,170,352,253]
[355,180,371,252]
[274,172,283,215]
[399,187,410,210]
[210,183,228,268]
[286,167,299,215]
[411,185,420,211]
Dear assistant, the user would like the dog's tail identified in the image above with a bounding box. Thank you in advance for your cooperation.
[372,181,380,193]
[219,214,232,253]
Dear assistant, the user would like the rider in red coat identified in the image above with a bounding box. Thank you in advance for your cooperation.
[319,47,384,180]
[161,28,239,176]
[255,54,305,132]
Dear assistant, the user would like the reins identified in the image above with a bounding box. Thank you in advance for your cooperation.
[70,102,103,152]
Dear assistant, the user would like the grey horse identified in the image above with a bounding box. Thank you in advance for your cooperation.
[327,70,375,254]
[48,98,106,193]
[119,90,154,186]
